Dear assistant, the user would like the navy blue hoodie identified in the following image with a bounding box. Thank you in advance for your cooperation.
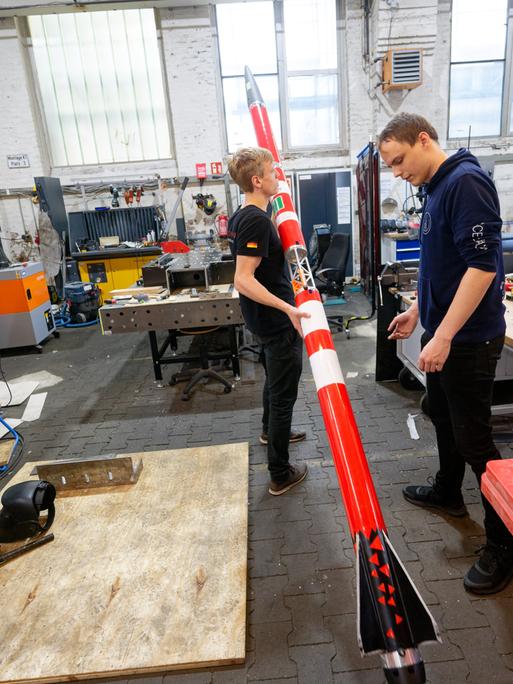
[418,148,505,344]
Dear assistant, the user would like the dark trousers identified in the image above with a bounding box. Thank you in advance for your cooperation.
[258,327,303,483]
[422,331,513,547]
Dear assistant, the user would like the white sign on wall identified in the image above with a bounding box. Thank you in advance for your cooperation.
[7,154,30,169]
[336,186,351,224]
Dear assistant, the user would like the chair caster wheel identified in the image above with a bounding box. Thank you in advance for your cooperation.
[53,331,60,338]
[223,386,232,394]
[181,393,191,401]
[169,377,177,386]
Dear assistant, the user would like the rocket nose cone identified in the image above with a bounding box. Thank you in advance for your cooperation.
[244,65,263,107]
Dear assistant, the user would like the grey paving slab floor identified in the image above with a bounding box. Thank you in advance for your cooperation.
[1,292,512,684]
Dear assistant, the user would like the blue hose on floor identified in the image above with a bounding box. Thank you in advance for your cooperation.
[0,415,21,476]
[54,314,98,328]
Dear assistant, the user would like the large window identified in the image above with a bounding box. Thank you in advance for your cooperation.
[216,0,341,152]
[216,2,281,151]
[448,0,509,138]
[28,9,171,166]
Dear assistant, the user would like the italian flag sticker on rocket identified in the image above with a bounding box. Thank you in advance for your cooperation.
[272,196,284,212]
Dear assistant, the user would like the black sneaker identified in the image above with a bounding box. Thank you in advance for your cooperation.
[269,464,308,496]
[402,478,467,517]
[259,431,307,446]
[464,542,513,595]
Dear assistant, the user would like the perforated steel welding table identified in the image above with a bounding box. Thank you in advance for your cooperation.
[99,285,244,382]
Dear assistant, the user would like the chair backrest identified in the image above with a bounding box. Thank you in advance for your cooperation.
[309,225,332,270]
[318,233,350,276]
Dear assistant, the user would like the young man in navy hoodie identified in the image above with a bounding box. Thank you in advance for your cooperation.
[379,113,513,594]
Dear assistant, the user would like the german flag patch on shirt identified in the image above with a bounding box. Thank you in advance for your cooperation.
[246,241,258,249]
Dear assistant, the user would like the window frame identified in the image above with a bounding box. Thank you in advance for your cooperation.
[22,8,174,169]
[503,3,513,135]
[448,0,513,141]
[214,0,347,155]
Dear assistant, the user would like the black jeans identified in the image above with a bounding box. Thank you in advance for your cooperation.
[257,326,303,483]
[422,331,513,547]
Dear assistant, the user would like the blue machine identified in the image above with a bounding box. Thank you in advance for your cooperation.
[64,282,100,323]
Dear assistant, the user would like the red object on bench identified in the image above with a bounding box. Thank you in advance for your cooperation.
[161,240,189,253]
[482,459,513,535]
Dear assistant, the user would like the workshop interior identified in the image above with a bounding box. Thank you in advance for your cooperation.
[1,1,513,683]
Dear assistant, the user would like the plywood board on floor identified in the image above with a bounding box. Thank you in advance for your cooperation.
[0,443,249,683]
[0,438,13,466]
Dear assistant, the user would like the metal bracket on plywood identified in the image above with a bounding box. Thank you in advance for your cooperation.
[32,456,143,494]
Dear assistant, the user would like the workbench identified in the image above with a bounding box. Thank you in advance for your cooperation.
[394,291,513,413]
[99,284,244,385]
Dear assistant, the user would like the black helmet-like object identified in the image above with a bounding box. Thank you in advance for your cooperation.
[0,480,56,542]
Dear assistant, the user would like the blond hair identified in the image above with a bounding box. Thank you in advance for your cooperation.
[228,147,274,193]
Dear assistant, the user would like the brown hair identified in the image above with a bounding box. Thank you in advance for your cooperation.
[378,113,439,148]
[228,147,274,193]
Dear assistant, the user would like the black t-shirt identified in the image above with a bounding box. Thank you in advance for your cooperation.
[228,204,295,337]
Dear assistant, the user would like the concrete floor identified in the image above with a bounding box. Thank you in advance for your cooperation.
[1,291,513,684]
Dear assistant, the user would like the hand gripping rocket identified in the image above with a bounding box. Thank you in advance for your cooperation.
[244,66,440,684]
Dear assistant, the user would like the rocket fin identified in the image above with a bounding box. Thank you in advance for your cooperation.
[357,531,441,656]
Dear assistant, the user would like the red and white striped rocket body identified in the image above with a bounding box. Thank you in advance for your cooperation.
[246,66,385,539]
[244,66,439,683]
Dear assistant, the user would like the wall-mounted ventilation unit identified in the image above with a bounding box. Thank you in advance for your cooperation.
[382,48,423,93]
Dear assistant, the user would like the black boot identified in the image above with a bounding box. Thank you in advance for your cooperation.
[464,542,513,595]
[402,476,467,517]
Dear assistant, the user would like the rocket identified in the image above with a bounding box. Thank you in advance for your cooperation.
[244,66,440,684]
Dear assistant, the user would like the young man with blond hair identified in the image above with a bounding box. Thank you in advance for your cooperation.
[228,147,309,495]
[379,112,513,594]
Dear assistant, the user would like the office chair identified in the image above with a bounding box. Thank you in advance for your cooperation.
[309,224,333,272]
[168,328,236,401]
[313,232,350,334]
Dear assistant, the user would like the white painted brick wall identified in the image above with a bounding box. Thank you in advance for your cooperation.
[160,7,225,175]
[0,18,46,189]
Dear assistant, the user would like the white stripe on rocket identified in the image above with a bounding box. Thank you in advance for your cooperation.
[277,181,290,195]
[298,299,330,337]
[275,210,299,227]
[309,348,345,390]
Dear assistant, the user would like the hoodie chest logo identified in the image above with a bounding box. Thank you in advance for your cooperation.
[422,212,432,235]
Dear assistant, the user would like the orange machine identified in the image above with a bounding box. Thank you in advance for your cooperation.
[0,262,56,349]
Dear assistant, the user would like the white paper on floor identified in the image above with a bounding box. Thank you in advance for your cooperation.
[21,392,47,422]
[4,371,62,390]
[0,418,23,439]
[0,381,39,408]
[346,372,358,378]
[407,413,420,440]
